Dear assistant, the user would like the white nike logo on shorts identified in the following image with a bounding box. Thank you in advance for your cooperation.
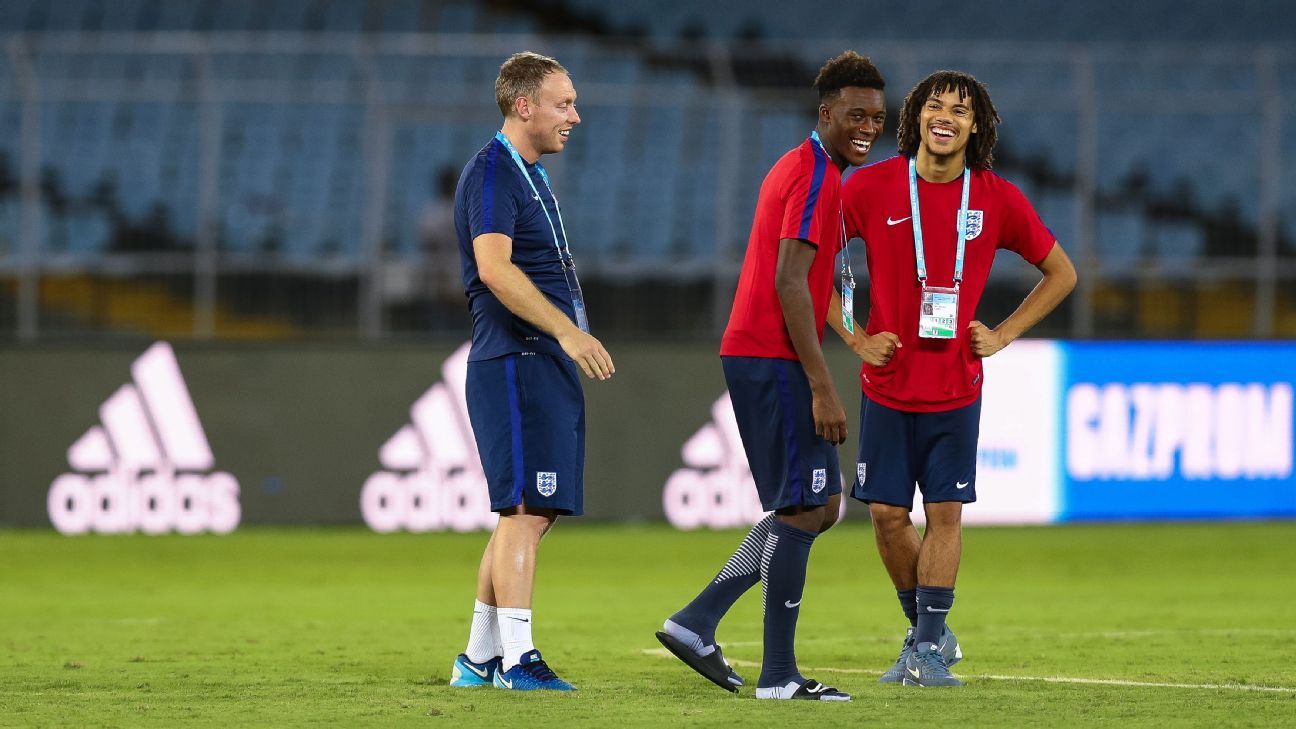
[887,216,912,226]
[785,599,802,608]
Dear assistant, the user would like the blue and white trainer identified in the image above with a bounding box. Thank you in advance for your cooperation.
[938,625,963,668]
[450,653,502,687]
[902,643,963,687]
[493,650,576,692]
[880,625,962,684]
[878,627,917,684]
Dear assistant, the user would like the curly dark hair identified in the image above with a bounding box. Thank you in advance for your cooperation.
[897,70,1000,170]
[812,51,885,102]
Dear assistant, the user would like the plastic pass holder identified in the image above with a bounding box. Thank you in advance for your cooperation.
[563,259,590,333]
[918,284,959,339]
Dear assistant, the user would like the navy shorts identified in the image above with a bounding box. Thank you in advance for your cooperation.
[465,353,585,516]
[722,356,842,512]
[851,393,981,509]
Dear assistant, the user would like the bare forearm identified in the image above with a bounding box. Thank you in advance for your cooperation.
[995,270,1075,343]
[482,263,579,340]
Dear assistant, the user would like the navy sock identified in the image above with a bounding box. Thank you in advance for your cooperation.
[897,588,918,627]
[670,515,774,645]
[914,585,955,648]
[757,519,817,688]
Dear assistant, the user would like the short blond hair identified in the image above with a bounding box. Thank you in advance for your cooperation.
[495,51,568,118]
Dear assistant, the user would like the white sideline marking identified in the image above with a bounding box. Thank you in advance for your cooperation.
[642,649,1296,694]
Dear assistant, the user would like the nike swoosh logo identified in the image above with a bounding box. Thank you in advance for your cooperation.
[784,599,802,608]
[925,606,950,613]
[956,481,969,489]
[464,662,490,679]
[505,616,530,622]
[887,216,912,226]
[498,676,513,689]
[907,667,920,679]
[807,683,826,693]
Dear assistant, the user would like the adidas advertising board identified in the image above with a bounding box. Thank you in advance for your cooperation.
[46,342,240,535]
[360,342,498,533]
[2,341,1294,529]
[1060,342,1295,521]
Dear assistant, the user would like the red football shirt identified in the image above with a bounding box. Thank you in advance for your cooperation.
[721,136,842,360]
[841,155,1056,412]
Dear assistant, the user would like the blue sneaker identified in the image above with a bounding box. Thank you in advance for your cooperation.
[938,625,963,668]
[450,653,502,687]
[902,643,962,687]
[493,650,576,691]
[878,628,917,684]
[880,625,960,684]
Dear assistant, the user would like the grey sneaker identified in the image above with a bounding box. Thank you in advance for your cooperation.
[938,624,963,667]
[880,625,961,683]
[878,627,916,683]
[902,643,962,687]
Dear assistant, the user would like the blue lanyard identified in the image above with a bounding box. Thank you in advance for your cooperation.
[493,131,589,332]
[494,131,574,267]
[809,130,854,288]
[907,156,970,286]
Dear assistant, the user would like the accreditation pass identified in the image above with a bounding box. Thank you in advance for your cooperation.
[919,285,958,339]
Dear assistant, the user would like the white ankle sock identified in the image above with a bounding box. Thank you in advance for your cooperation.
[497,607,535,669]
[464,600,499,663]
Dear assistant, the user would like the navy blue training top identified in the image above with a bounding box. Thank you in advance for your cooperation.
[455,137,575,362]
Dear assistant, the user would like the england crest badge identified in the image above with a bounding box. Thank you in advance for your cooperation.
[963,210,984,240]
[537,471,558,497]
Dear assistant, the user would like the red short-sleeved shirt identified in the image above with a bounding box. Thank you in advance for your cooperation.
[841,156,1056,412]
[720,136,842,360]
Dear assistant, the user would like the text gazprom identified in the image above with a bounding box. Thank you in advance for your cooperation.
[1067,382,1293,480]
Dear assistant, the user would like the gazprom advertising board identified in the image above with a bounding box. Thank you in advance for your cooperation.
[1060,342,1295,521]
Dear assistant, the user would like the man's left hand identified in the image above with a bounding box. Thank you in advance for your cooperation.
[968,320,1009,358]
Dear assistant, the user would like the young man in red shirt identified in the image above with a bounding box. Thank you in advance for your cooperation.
[655,52,887,702]
[839,70,1076,686]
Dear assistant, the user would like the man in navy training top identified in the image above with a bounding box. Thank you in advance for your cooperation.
[656,51,885,702]
[448,51,615,693]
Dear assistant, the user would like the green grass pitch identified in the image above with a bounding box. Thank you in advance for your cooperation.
[3,521,1295,727]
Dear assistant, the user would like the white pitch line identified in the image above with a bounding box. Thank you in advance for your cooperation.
[641,649,1296,694]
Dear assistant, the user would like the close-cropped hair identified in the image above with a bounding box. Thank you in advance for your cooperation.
[495,51,568,118]
[896,70,1001,170]
[813,51,885,102]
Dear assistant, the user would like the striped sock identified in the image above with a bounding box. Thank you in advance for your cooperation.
[668,514,774,649]
[757,520,816,688]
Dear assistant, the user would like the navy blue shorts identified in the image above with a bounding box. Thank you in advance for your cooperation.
[722,356,842,512]
[465,353,585,516]
[851,393,981,509]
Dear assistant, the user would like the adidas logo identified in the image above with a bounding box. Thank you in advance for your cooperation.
[662,390,847,530]
[360,342,497,533]
[662,392,765,529]
[46,342,240,535]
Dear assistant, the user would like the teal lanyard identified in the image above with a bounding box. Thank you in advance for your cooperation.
[493,131,588,332]
[907,156,970,287]
[809,130,854,289]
